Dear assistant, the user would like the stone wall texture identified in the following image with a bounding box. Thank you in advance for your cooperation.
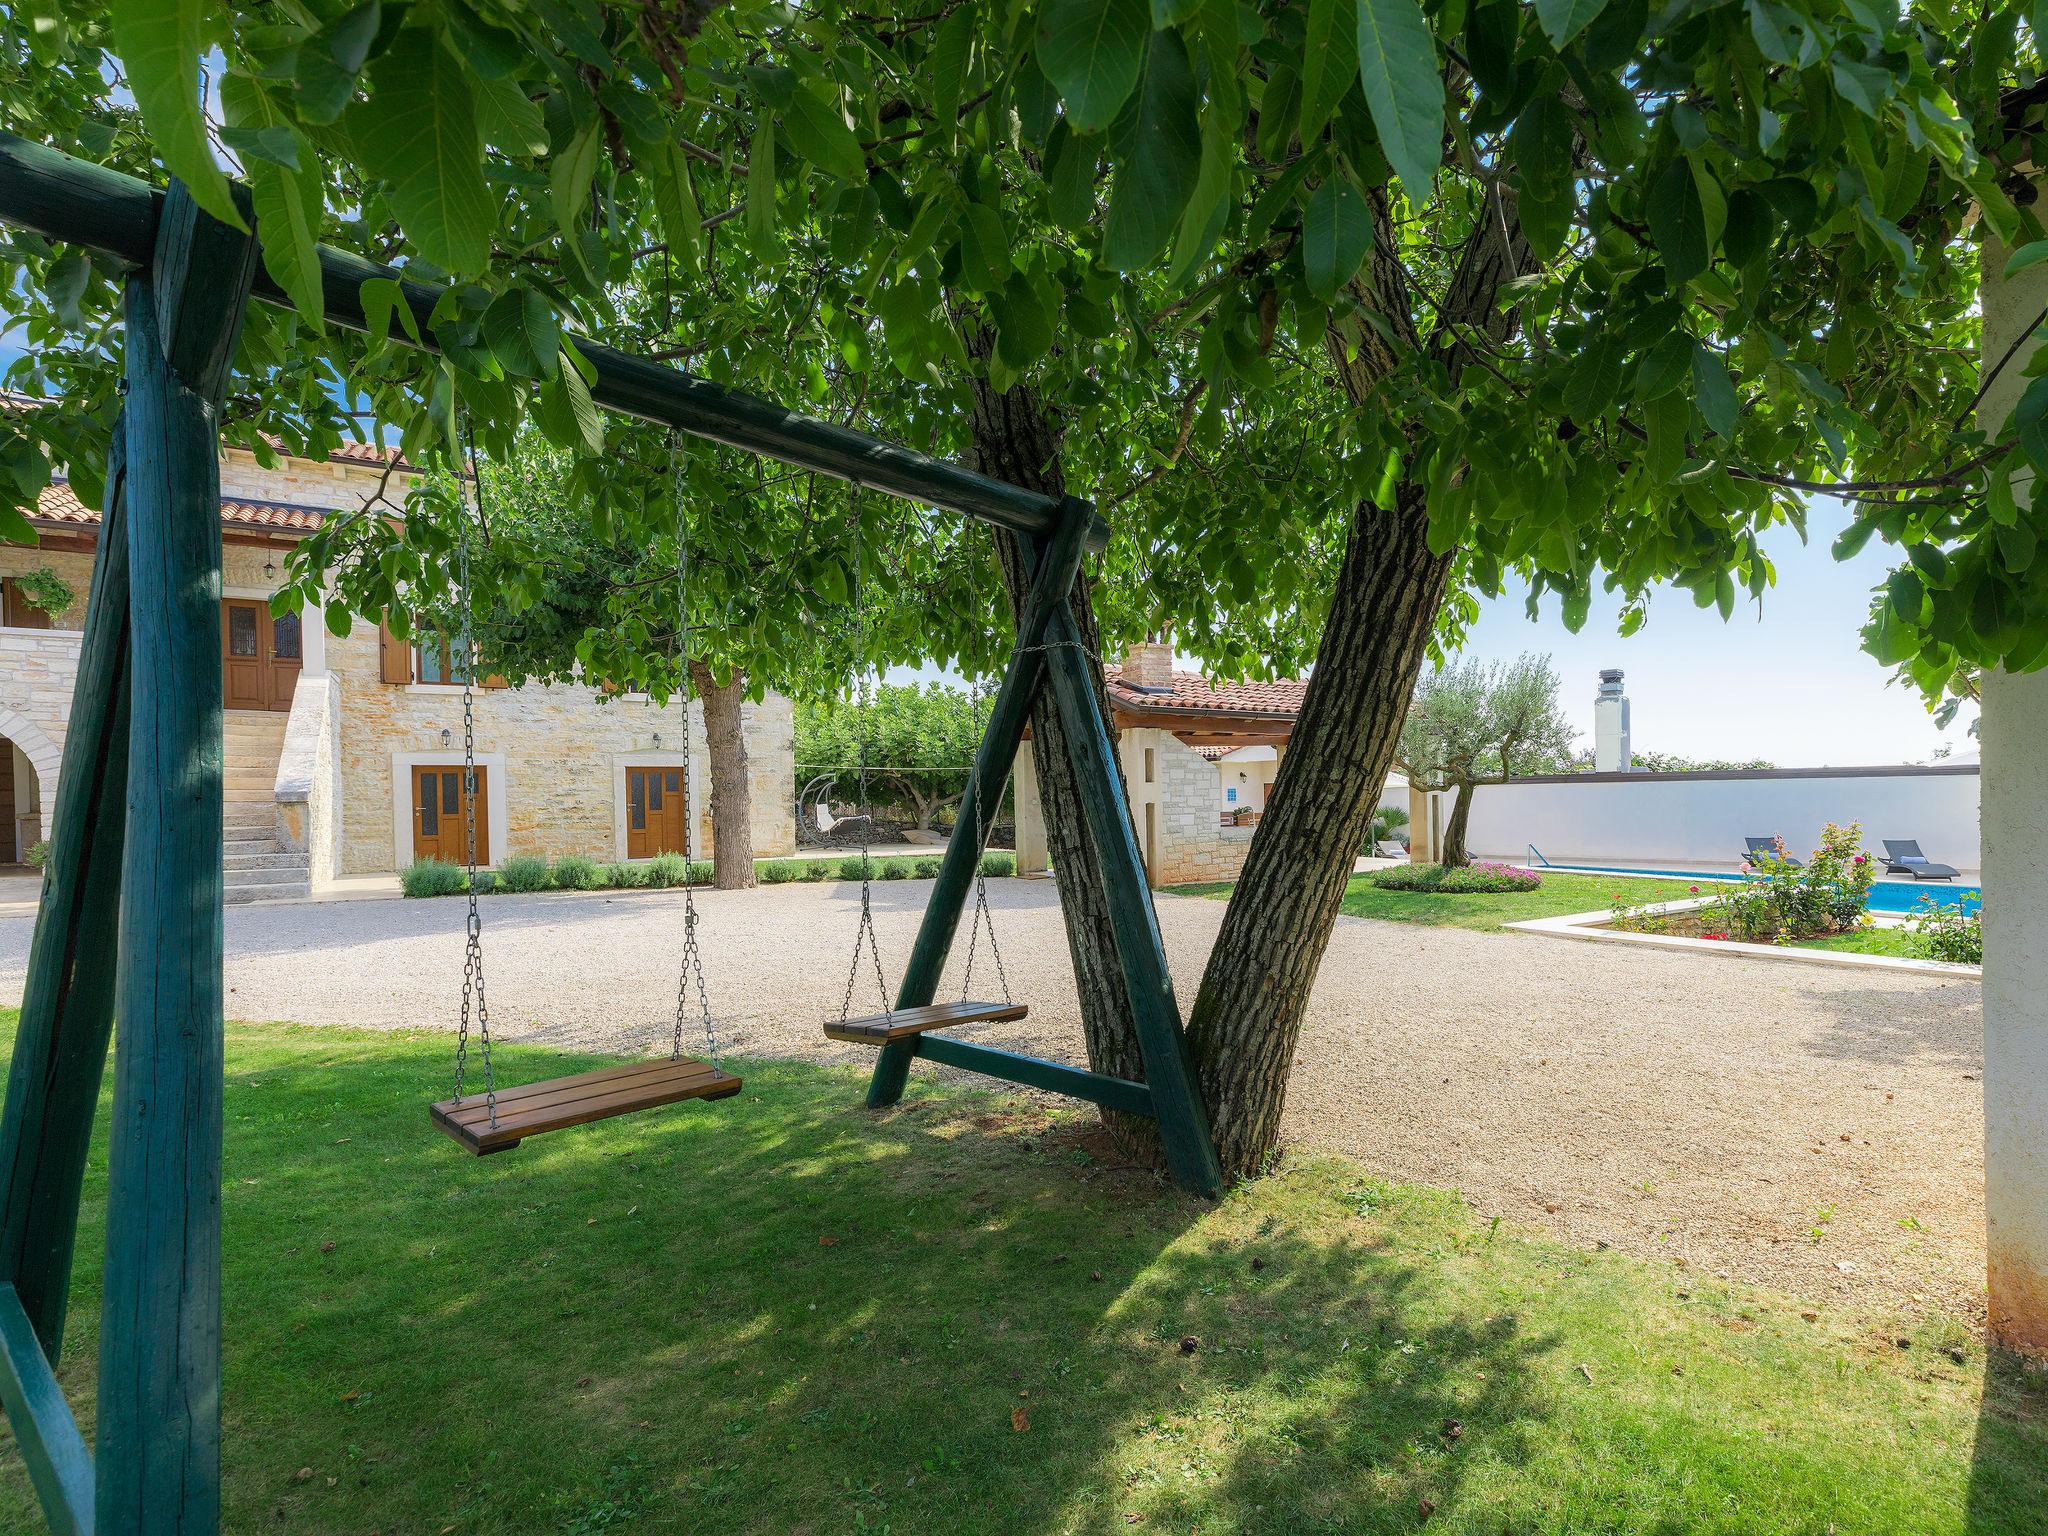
[1117,727,1253,886]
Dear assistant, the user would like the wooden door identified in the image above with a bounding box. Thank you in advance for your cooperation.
[625,766,687,859]
[413,764,489,865]
[221,599,265,711]
[221,599,305,711]
[267,606,303,708]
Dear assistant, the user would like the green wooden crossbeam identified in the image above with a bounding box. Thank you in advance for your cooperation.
[910,1036,1158,1118]
[0,1286,92,1536]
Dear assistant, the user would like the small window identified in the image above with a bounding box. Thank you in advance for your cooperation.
[227,606,259,658]
[416,635,471,686]
[419,782,439,838]
[1143,747,1156,784]
[271,609,302,661]
[665,770,680,795]
[648,773,664,812]
[630,773,646,831]
[442,772,459,816]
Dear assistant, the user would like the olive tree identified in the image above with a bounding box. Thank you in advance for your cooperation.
[1395,654,1574,866]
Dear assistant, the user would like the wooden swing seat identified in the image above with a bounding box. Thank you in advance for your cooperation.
[429,1055,743,1156]
[823,999,1028,1045]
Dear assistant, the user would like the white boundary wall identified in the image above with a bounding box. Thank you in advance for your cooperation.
[1458,765,1980,871]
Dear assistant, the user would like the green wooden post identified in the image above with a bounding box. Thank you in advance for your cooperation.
[96,183,256,1536]
[1040,605,1223,1198]
[865,501,1095,1108]
[0,427,133,1363]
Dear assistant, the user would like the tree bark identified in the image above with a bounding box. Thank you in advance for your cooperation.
[962,349,1154,1156]
[688,658,755,890]
[1439,781,1476,867]
[1182,179,1534,1181]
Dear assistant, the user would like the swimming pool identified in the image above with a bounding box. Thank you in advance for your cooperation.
[1536,863,1981,915]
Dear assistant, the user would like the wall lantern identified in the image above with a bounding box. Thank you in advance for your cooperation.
[652,731,662,751]
[440,728,451,748]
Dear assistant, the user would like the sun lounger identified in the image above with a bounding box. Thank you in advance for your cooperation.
[1742,836,1801,869]
[1881,839,1961,880]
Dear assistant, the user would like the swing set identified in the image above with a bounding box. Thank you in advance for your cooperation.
[0,135,1222,1536]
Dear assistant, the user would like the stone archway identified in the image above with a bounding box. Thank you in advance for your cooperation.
[0,705,61,859]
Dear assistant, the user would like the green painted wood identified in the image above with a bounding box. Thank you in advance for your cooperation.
[1041,605,1224,1198]
[866,502,1096,1108]
[911,1036,1156,1118]
[0,426,132,1362]
[96,183,255,1536]
[0,1284,92,1536]
[0,133,1107,551]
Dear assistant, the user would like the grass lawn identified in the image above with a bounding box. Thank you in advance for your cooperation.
[1174,870,1711,933]
[1796,925,1943,960]
[2,1017,2041,1535]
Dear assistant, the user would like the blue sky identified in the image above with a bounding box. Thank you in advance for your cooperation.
[1459,495,1976,768]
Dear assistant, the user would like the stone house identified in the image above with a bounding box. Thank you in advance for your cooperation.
[0,439,795,900]
[1013,641,1308,886]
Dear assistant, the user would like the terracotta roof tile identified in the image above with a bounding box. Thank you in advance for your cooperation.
[1104,664,1307,719]
[37,481,328,535]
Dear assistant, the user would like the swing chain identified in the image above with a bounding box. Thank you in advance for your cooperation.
[670,434,719,1066]
[837,492,895,1024]
[958,654,1011,1004]
[452,420,497,1126]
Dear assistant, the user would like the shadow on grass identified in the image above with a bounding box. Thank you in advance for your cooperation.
[1967,1352,2048,1536]
[0,1027,1554,1535]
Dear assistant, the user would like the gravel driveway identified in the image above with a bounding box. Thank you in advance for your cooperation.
[0,877,1986,1324]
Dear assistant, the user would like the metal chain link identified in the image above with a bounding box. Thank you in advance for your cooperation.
[837,487,895,1024]
[958,653,1010,1004]
[451,418,496,1126]
[669,434,720,1066]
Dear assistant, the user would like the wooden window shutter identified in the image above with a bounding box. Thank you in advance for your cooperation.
[378,615,411,685]
[482,671,510,690]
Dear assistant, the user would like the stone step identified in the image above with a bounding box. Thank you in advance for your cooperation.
[223,850,300,871]
[224,825,274,844]
[223,878,310,906]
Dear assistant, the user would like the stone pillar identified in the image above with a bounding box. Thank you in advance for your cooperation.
[1407,781,1435,863]
[1979,223,2048,1356]
[1011,742,1047,875]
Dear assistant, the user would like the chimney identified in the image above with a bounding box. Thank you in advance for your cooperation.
[1123,638,1176,693]
[1593,668,1632,772]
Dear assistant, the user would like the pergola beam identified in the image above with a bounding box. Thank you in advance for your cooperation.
[0,134,1109,552]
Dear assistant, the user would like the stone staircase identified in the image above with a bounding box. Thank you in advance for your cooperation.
[224,710,309,904]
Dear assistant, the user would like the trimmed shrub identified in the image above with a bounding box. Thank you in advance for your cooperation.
[686,860,714,885]
[469,870,499,895]
[1367,861,1540,894]
[758,860,806,884]
[644,852,687,888]
[551,853,600,891]
[838,854,869,882]
[877,858,912,880]
[978,851,1016,878]
[914,856,942,878]
[804,858,837,881]
[497,854,552,893]
[400,858,465,898]
[602,861,648,889]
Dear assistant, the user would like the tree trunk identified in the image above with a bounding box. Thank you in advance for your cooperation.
[1184,486,1455,1178]
[1439,782,1476,867]
[962,350,1154,1157]
[688,659,755,890]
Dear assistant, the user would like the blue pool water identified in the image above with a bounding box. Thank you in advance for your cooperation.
[1539,864,1980,915]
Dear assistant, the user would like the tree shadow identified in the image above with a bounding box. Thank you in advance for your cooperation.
[165,1038,1554,1533]
[1965,1350,2048,1535]
[1795,979,1985,1074]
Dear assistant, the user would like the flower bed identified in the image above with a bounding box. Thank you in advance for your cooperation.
[1608,823,1874,944]
[1367,860,1542,894]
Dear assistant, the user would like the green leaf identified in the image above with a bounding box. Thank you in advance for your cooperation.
[1563,335,1620,423]
[1046,126,1099,230]
[219,123,301,172]
[1831,518,1877,560]
[472,74,549,158]
[1103,32,1202,272]
[1888,567,1924,621]
[957,203,1010,294]
[1354,0,1445,198]
[928,7,977,151]
[1633,331,1693,401]
[1166,118,1233,285]
[1300,0,1358,142]
[483,286,561,379]
[550,121,603,258]
[352,34,494,274]
[1715,568,1736,620]
[992,272,1055,371]
[1037,0,1151,134]
[747,119,777,252]
[649,144,704,268]
[222,75,325,335]
[534,346,602,453]
[108,0,242,228]
[782,83,866,180]
[1535,0,1610,47]
[1152,0,1202,20]
[2003,240,2048,280]
[1646,159,1708,284]
[1996,520,2038,573]
[1691,345,1738,438]
[1301,176,1373,301]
